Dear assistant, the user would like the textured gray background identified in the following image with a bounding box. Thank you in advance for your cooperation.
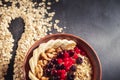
[3,0,120,80]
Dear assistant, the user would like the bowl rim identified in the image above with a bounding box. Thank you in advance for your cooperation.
[23,33,102,80]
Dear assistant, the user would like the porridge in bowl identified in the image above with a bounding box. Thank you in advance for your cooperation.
[29,39,93,80]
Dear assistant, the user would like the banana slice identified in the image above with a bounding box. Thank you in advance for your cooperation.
[29,71,39,80]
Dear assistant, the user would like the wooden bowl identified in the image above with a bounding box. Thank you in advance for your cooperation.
[23,33,102,80]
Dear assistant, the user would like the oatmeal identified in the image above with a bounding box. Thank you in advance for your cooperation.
[0,0,63,79]
[29,39,92,80]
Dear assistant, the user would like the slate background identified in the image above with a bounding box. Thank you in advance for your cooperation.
[3,0,120,80]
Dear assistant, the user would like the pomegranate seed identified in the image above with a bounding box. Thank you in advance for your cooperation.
[69,57,73,62]
[71,59,75,64]
[63,58,69,62]
[64,61,69,67]
[68,61,73,67]
[73,53,78,59]
[60,73,66,79]
[61,69,66,74]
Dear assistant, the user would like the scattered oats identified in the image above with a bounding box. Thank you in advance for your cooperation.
[0,1,2,5]
[47,2,52,5]
[56,0,59,2]
[42,0,46,2]
[0,8,14,80]
[47,7,51,10]
[64,26,67,29]
[55,19,60,23]
[4,4,7,7]
[48,12,55,17]
[0,0,63,80]
[49,33,52,35]
[5,0,9,2]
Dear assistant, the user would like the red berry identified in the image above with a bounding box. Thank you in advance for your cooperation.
[68,61,73,67]
[69,57,73,62]
[57,59,63,64]
[64,61,69,67]
[72,59,75,64]
[74,47,81,54]
[63,51,69,58]
[57,69,66,75]
[68,57,75,64]
[73,53,78,59]
[64,59,73,71]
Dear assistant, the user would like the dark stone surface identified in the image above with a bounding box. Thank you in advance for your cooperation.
[54,0,120,80]
[3,0,120,80]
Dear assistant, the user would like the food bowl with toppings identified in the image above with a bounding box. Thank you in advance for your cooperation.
[23,33,102,80]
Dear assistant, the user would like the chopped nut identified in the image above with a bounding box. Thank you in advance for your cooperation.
[41,77,49,80]
[47,53,55,58]
[47,2,52,5]
[38,60,44,66]
[55,19,60,23]
[35,66,39,75]
[41,53,51,60]
[37,65,43,79]
[56,47,62,52]
[43,60,48,65]
[52,52,57,55]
